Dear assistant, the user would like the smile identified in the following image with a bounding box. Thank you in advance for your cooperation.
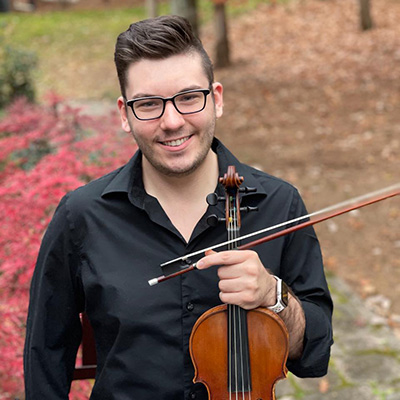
[161,136,191,147]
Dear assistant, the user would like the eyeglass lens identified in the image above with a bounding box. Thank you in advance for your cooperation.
[133,91,207,120]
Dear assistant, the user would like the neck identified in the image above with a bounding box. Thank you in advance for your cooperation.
[142,150,219,242]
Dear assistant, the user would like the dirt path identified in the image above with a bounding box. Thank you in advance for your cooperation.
[201,0,400,321]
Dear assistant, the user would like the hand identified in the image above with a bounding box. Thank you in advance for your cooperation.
[197,249,306,359]
[196,249,277,310]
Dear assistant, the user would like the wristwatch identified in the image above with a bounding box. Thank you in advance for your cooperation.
[267,275,289,313]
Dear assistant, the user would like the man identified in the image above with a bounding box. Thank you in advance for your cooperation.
[24,15,333,399]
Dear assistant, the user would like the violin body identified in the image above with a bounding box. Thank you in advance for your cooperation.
[190,305,289,400]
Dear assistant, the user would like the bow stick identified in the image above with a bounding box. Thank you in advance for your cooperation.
[148,183,400,286]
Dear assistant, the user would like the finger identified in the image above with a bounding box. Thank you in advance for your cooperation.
[197,250,252,270]
[217,263,245,279]
[219,291,258,310]
[196,250,216,270]
[218,268,261,293]
[218,276,244,293]
[217,254,263,280]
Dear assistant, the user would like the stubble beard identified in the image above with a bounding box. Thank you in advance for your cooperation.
[130,114,216,178]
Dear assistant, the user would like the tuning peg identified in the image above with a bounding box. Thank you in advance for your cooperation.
[239,186,257,193]
[240,206,258,213]
[206,193,225,206]
[207,214,226,227]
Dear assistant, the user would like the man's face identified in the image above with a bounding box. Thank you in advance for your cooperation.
[118,52,223,177]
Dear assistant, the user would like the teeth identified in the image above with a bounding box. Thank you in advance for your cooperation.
[163,137,189,147]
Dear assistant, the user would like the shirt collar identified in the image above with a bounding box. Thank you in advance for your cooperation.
[101,138,268,204]
[101,149,143,200]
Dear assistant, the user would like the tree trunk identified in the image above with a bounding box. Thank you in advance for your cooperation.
[214,3,230,68]
[359,0,373,31]
[171,0,199,37]
[146,0,158,18]
[0,0,10,12]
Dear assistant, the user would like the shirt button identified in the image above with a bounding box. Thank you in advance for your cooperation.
[186,302,195,311]
[189,391,197,399]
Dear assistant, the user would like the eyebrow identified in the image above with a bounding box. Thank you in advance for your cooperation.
[129,85,205,100]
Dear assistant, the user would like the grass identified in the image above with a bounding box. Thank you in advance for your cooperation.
[0,0,276,102]
[355,348,400,361]
[0,7,151,100]
[370,382,396,400]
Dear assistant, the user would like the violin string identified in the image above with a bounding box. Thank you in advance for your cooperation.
[238,196,252,400]
[228,215,232,400]
[234,305,238,400]
[232,196,250,399]
[237,306,244,400]
[237,203,248,399]
[228,204,234,399]
[230,204,239,400]
[233,203,245,399]
[160,183,400,269]
[229,305,233,400]
[227,199,242,399]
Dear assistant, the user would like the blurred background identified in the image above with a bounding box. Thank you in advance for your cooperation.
[0,0,399,398]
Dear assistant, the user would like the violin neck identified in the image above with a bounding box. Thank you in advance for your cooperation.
[228,304,252,393]
[227,221,252,393]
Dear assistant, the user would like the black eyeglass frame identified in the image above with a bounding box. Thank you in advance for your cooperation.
[125,88,211,121]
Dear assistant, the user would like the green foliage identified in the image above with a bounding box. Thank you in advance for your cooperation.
[0,8,149,100]
[10,138,54,171]
[0,1,281,101]
[0,8,148,49]
[0,22,37,108]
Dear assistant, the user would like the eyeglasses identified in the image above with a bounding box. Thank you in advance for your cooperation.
[125,88,211,121]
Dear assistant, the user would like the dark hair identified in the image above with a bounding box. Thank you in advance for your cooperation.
[114,15,214,97]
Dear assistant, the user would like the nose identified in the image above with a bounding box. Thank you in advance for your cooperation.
[159,101,185,131]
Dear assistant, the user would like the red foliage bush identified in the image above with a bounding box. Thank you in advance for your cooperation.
[0,96,135,399]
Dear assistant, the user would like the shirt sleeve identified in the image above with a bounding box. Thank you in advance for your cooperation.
[283,190,334,377]
[24,194,84,399]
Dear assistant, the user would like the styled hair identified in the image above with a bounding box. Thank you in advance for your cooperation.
[114,15,214,97]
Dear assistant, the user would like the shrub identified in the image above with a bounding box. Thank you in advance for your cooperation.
[0,23,37,108]
[0,95,135,399]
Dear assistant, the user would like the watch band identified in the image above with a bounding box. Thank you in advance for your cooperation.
[267,275,289,313]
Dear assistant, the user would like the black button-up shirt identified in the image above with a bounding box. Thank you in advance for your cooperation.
[24,139,333,399]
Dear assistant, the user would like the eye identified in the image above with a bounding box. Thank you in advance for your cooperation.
[134,99,162,110]
[177,92,202,104]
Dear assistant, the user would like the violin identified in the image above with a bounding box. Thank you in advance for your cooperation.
[189,166,289,399]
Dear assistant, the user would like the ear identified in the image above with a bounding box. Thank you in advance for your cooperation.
[117,96,132,133]
[212,82,224,118]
